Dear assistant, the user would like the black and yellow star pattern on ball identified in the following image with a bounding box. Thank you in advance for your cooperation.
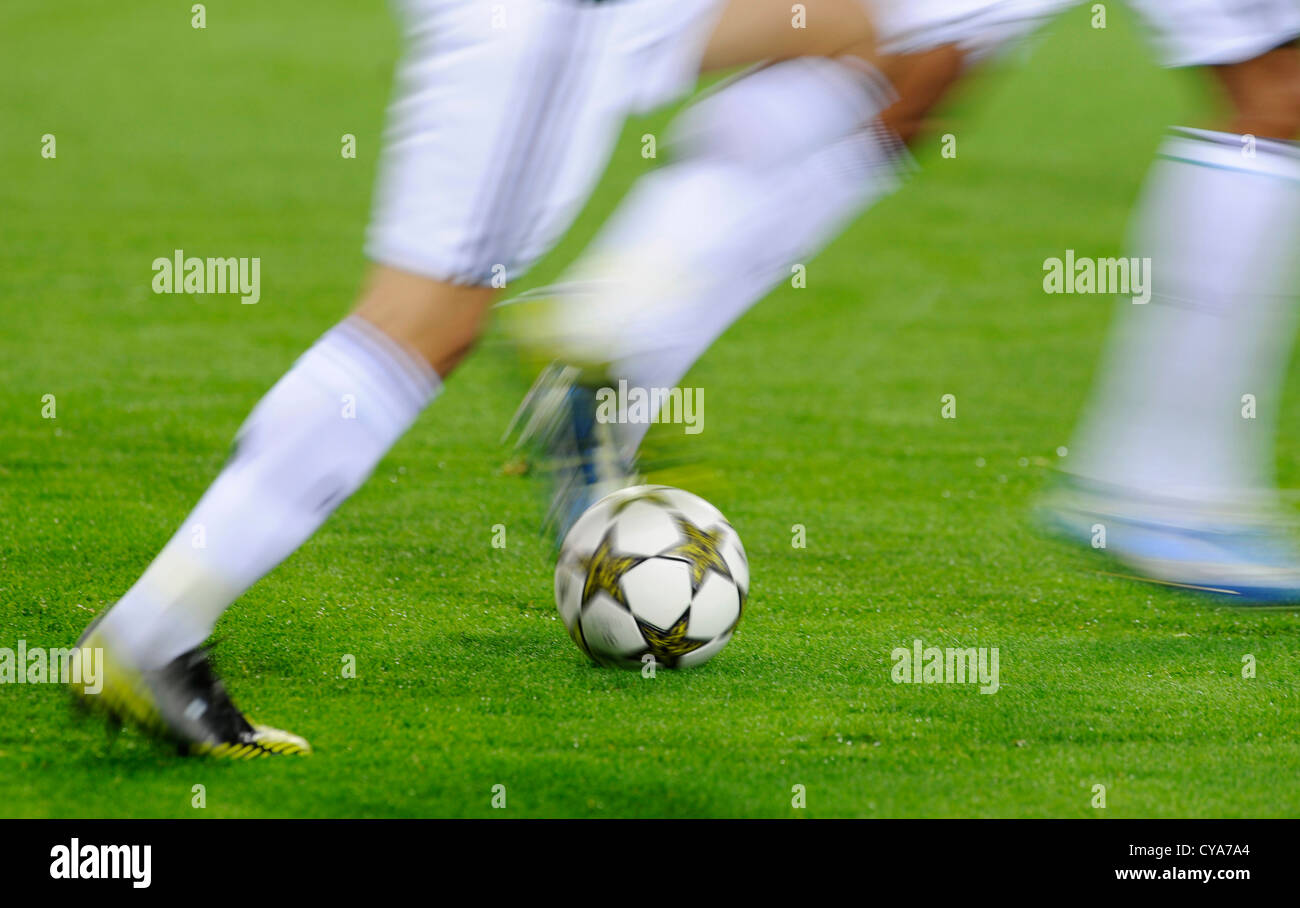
[639,613,706,664]
[579,527,647,610]
[608,487,673,516]
[659,516,732,593]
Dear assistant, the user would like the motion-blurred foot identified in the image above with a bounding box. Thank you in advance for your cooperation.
[1040,476,1300,603]
[507,361,639,543]
[73,617,311,757]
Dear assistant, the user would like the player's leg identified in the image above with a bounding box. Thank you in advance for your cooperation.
[700,0,879,71]
[511,2,1070,534]
[1216,45,1300,138]
[357,0,888,379]
[76,0,892,753]
[74,0,636,755]
[1051,2,1300,599]
[587,47,975,461]
[506,51,904,530]
[509,41,904,531]
[353,269,492,377]
[601,43,974,435]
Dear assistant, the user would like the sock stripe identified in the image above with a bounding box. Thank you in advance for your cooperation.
[311,341,411,424]
[1172,126,1300,160]
[330,318,440,411]
[1161,127,1300,183]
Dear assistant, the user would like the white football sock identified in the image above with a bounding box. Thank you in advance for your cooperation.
[1068,128,1300,512]
[539,57,904,455]
[610,127,904,452]
[99,317,439,668]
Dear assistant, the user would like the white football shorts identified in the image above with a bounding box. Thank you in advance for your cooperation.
[1127,0,1300,67]
[365,0,726,286]
[873,1,1300,67]
[364,0,1088,287]
[365,0,1300,288]
[868,0,1076,61]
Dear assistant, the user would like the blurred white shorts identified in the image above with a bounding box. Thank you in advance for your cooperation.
[365,0,1087,286]
[875,0,1300,67]
[1128,0,1300,67]
[369,0,1298,287]
[365,0,725,286]
[869,0,1075,62]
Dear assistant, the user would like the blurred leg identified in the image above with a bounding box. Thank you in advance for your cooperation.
[1214,45,1300,139]
[1053,35,1300,596]
[519,43,975,474]
[95,0,602,671]
[353,268,493,378]
[701,0,878,71]
[1068,44,1300,506]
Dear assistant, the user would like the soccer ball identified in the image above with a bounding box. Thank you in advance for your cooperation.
[555,485,748,669]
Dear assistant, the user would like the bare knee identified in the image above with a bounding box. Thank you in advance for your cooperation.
[352,265,495,377]
[1215,46,1300,140]
[877,45,969,146]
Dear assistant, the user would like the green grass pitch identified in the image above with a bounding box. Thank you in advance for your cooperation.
[2,2,1298,818]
